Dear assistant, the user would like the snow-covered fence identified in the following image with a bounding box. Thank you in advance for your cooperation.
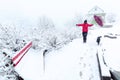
[96,48,111,80]
[12,41,32,67]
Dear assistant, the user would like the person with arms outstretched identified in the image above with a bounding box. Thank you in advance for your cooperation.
[76,20,93,43]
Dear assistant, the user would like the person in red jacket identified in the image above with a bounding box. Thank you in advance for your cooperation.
[76,20,93,43]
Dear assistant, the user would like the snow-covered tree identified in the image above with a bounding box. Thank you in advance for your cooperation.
[63,13,84,41]
[30,16,57,50]
[66,13,84,27]
[0,52,24,80]
[0,24,26,52]
[30,16,81,51]
[61,27,82,43]
[106,13,116,23]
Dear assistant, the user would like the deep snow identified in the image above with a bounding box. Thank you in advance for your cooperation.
[1,0,120,79]
[14,25,120,80]
[15,32,101,80]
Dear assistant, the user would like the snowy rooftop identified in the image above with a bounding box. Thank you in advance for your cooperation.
[88,6,105,15]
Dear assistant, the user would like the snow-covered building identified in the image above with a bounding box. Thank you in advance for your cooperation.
[88,6,106,16]
[87,6,113,27]
[87,6,106,26]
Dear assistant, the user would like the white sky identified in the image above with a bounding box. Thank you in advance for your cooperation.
[0,0,120,25]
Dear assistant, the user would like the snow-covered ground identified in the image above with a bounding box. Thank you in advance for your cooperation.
[14,24,120,80]
[0,23,120,80]
[95,25,120,71]
[15,49,44,80]
[15,31,101,80]
[102,33,120,71]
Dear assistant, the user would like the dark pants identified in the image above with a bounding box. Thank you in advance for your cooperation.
[82,32,88,43]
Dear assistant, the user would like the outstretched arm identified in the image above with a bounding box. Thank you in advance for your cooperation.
[76,24,83,26]
[88,24,93,27]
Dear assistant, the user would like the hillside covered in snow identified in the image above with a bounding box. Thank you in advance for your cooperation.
[15,25,120,80]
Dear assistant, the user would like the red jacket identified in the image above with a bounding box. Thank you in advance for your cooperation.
[76,23,93,32]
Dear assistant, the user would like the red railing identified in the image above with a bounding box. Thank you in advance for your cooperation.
[12,41,32,67]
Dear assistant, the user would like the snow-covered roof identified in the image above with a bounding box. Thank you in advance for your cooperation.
[88,6,105,15]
